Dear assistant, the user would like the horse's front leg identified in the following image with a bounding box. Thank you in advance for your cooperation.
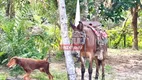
[81,57,85,80]
[88,57,93,80]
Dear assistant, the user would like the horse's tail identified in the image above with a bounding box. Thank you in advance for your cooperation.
[97,50,103,60]
[98,59,102,66]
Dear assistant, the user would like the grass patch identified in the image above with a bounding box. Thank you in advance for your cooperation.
[51,70,67,80]
[105,65,113,74]
[0,73,7,80]
[55,51,64,61]
[31,72,48,80]
[31,69,67,80]
[9,66,24,77]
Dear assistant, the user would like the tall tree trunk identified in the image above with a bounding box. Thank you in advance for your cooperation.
[57,0,76,80]
[6,0,15,18]
[131,6,138,50]
[124,34,126,47]
[10,0,15,18]
[6,0,10,16]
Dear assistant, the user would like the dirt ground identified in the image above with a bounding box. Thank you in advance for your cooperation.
[1,49,142,80]
[51,49,142,80]
[104,49,142,80]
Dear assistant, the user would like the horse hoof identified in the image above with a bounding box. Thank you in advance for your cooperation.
[102,78,105,80]
[102,75,105,80]
[95,77,98,80]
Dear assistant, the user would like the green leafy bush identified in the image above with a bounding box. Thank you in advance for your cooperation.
[0,74,7,80]
[107,27,133,49]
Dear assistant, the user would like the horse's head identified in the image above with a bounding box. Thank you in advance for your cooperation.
[70,21,86,58]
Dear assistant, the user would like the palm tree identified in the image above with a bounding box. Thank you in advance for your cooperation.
[57,0,76,80]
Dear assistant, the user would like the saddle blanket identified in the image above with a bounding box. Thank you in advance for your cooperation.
[82,21,108,44]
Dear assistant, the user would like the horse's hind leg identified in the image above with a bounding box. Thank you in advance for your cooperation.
[95,59,101,80]
[81,57,85,80]
[102,60,105,80]
[88,58,93,80]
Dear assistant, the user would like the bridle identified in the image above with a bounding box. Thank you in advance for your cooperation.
[71,30,87,57]
[71,30,86,46]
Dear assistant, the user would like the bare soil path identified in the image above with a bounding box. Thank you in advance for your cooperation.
[1,49,142,80]
[75,49,142,80]
[50,49,142,80]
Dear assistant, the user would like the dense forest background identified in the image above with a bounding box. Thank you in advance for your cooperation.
[0,0,142,80]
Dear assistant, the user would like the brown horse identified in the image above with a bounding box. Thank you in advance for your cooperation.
[70,21,107,80]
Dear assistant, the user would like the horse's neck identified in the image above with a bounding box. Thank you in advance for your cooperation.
[83,27,97,47]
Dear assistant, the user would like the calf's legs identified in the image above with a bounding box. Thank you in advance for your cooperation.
[23,72,31,80]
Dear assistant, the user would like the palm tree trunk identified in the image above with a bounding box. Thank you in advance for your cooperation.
[57,0,76,80]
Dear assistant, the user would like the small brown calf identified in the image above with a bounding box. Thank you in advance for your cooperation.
[7,56,53,80]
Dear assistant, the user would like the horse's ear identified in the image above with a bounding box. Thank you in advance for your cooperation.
[70,21,76,30]
[77,21,83,31]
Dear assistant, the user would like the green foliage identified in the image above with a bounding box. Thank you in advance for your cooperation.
[65,0,77,21]
[0,73,7,80]
[0,17,60,62]
[105,65,113,74]
[99,3,124,22]
[0,0,62,77]
[106,16,142,49]
[98,0,142,22]
[9,65,24,77]
[0,0,61,64]
[138,29,142,48]
[66,0,97,21]
[107,27,133,48]
[55,51,64,60]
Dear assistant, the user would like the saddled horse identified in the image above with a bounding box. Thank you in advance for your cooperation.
[70,21,107,80]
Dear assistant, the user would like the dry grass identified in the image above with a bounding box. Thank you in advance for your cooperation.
[108,48,142,55]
